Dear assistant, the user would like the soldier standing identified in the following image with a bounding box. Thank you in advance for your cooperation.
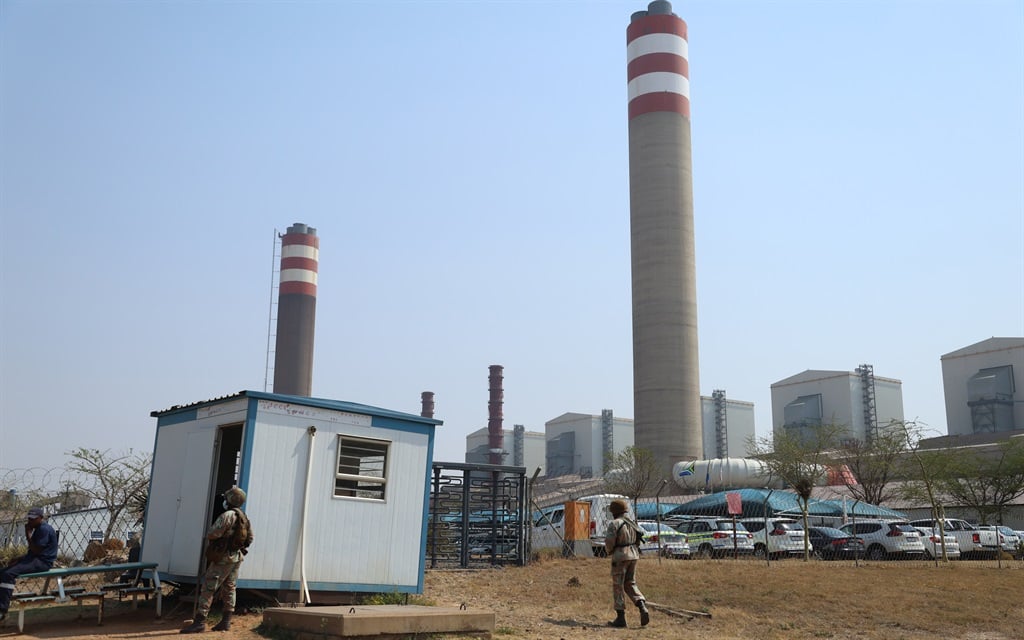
[181,486,253,634]
[603,499,649,628]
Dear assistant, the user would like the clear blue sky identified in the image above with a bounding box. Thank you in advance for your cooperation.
[2,0,1022,483]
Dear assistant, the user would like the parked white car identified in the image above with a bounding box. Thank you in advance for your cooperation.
[671,517,755,558]
[637,520,690,559]
[977,525,1021,554]
[839,520,926,560]
[913,526,960,560]
[739,517,809,559]
[907,518,1000,558]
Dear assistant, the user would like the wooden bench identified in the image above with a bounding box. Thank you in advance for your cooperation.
[5,562,162,633]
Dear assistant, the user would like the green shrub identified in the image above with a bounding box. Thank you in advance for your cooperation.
[361,591,434,606]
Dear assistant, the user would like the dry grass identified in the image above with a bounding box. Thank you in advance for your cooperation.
[424,556,1024,639]
[7,557,1020,639]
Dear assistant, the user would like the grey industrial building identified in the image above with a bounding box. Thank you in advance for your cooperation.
[544,411,635,478]
[770,365,904,443]
[465,425,546,475]
[941,337,1024,437]
[493,398,756,479]
[700,392,755,459]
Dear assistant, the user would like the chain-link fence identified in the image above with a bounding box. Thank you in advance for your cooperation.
[1,506,141,566]
[2,466,142,567]
[522,479,1024,566]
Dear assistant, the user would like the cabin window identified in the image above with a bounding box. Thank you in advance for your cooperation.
[335,435,390,500]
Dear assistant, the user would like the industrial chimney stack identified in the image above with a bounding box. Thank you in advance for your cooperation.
[487,365,505,465]
[420,391,435,419]
[272,223,319,397]
[627,1,703,478]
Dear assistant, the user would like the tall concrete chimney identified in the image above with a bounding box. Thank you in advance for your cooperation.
[487,365,505,465]
[273,223,319,396]
[627,2,702,478]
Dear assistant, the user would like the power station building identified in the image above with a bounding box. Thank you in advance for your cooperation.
[529,400,755,479]
[700,392,755,459]
[465,425,546,475]
[545,411,635,478]
[941,337,1024,436]
[627,1,703,479]
[770,366,904,443]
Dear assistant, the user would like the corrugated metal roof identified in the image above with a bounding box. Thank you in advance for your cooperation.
[663,488,908,519]
[150,389,443,426]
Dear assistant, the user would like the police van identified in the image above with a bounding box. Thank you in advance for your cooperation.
[672,517,755,558]
[531,494,634,556]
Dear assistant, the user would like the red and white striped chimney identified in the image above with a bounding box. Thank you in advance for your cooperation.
[273,223,319,397]
[627,2,703,478]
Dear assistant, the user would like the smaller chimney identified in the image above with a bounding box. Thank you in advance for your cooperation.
[420,391,435,419]
[488,365,505,465]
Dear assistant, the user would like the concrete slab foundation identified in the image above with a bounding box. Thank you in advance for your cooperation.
[262,604,495,639]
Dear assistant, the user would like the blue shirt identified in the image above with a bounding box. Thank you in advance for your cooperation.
[29,522,59,566]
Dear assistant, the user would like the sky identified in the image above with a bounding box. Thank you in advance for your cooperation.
[1,0,1022,487]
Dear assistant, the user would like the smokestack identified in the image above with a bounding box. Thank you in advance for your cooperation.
[273,223,319,396]
[627,2,702,478]
[487,365,505,465]
[420,391,435,419]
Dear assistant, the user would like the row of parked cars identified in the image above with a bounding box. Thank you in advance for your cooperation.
[636,515,1024,561]
[530,494,1023,561]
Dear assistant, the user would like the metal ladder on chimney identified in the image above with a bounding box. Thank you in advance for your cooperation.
[263,230,282,392]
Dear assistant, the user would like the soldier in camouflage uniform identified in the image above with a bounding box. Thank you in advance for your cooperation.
[603,499,649,628]
[181,486,253,634]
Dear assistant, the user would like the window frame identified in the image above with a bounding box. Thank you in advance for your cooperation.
[334,434,391,502]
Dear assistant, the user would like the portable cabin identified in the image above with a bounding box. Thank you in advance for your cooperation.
[141,390,441,602]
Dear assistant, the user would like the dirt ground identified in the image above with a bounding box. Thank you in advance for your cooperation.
[3,557,1022,639]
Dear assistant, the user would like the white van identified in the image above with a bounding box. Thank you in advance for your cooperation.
[531,494,633,556]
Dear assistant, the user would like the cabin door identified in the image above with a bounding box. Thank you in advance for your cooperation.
[209,424,244,523]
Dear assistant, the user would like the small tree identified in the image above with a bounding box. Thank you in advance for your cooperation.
[65,448,151,540]
[748,423,845,560]
[935,438,1024,525]
[894,420,956,562]
[603,446,659,516]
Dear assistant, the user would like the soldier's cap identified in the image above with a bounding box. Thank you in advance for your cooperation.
[225,486,247,507]
[27,507,44,519]
[609,500,627,515]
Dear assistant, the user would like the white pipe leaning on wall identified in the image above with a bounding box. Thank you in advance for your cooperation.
[299,426,317,604]
[672,457,828,491]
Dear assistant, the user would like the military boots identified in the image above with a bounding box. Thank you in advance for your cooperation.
[180,614,206,634]
[608,609,627,628]
[637,599,650,626]
[212,610,233,631]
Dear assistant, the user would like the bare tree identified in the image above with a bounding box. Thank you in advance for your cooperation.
[65,448,151,540]
[603,446,659,516]
[748,423,845,560]
[832,421,909,506]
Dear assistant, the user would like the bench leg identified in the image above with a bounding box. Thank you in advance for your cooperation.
[17,609,24,634]
[97,596,104,626]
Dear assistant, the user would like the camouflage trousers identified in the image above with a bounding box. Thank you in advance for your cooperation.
[196,559,242,616]
[610,559,644,610]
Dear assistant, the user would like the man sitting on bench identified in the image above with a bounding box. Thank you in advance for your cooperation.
[0,507,58,621]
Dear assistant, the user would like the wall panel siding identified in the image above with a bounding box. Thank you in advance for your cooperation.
[241,410,428,591]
